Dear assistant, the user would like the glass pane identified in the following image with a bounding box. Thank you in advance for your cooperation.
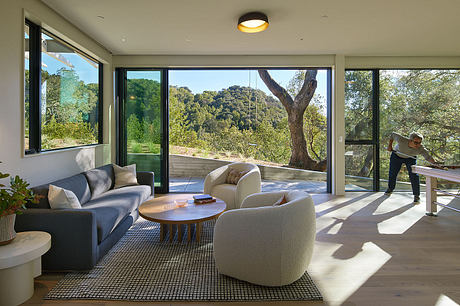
[126,70,163,188]
[379,69,460,191]
[345,144,374,191]
[24,24,30,151]
[345,71,373,140]
[168,69,329,193]
[40,31,99,150]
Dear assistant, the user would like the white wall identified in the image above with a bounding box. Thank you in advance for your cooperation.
[0,0,113,187]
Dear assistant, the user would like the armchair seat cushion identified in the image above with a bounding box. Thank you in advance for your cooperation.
[82,185,151,243]
[211,184,237,210]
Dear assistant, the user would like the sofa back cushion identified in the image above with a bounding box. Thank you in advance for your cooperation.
[29,173,92,209]
[84,164,115,199]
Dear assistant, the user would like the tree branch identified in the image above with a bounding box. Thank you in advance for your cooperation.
[295,70,317,111]
[258,69,294,108]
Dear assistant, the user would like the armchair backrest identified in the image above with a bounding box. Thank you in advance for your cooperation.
[228,162,259,174]
[275,191,316,276]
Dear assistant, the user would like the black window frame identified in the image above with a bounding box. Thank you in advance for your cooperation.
[25,19,103,155]
[344,69,380,191]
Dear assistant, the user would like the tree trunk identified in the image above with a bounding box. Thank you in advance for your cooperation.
[358,146,374,177]
[258,69,327,172]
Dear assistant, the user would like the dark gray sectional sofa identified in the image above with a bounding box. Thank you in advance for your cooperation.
[15,164,154,271]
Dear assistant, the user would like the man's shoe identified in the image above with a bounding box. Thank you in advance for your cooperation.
[414,196,420,204]
[384,189,393,196]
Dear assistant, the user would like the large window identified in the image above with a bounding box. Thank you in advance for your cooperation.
[345,69,460,191]
[25,20,102,154]
[379,69,460,190]
[167,69,331,193]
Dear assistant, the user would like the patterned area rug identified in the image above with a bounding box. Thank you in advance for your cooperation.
[45,218,322,302]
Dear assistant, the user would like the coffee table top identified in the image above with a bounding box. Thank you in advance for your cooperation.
[139,194,227,224]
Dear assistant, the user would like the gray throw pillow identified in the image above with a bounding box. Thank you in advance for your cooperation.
[84,165,114,198]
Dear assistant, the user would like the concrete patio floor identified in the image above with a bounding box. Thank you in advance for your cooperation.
[170,177,330,193]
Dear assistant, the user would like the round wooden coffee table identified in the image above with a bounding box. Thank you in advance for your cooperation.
[139,194,226,242]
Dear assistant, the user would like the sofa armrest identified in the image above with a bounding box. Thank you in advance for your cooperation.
[15,208,98,271]
[137,171,154,196]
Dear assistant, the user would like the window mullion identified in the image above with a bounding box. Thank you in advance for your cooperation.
[27,20,41,154]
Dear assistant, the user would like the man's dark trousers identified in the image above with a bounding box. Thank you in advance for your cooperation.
[387,152,420,196]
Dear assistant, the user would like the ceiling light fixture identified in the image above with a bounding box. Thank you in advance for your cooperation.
[237,12,269,33]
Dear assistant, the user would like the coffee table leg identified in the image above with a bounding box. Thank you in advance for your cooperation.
[187,224,192,242]
[160,223,166,242]
[178,224,183,242]
[196,222,201,242]
[169,224,174,242]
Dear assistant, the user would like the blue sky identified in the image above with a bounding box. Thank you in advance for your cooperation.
[169,69,329,101]
[25,32,99,84]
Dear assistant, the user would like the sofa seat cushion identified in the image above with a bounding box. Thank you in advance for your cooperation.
[211,184,237,209]
[83,185,151,243]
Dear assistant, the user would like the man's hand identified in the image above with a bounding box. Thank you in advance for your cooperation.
[387,139,394,152]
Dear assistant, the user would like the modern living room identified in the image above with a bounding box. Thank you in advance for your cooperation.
[1,0,460,306]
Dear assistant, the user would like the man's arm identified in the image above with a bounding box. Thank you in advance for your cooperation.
[387,138,394,152]
[387,132,400,151]
[421,147,436,163]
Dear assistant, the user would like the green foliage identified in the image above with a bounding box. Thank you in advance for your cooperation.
[147,142,161,154]
[130,142,142,153]
[167,84,302,164]
[34,68,99,150]
[41,116,97,150]
[127,114,144,143]
[0,162,39,217]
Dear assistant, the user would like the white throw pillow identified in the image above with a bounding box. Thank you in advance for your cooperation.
[48,185,82,209]
[113,164,138,189]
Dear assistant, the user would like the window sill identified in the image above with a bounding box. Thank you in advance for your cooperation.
[23,144,108,158]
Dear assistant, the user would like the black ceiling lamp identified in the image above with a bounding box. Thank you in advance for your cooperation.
[237,12,269,33]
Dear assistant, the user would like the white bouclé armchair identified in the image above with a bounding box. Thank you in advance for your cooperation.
[203,162,261,210]
[213,191,316,286]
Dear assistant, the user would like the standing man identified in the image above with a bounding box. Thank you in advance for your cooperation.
[385,132,436,203]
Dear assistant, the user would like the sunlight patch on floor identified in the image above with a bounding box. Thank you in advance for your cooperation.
[435,294,460,306]
[310,241,391,306]
[377,193,426,234]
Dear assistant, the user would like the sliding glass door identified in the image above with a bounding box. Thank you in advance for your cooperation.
[116,69,169,193]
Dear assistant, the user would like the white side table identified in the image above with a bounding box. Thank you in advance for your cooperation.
[0,231,51,306]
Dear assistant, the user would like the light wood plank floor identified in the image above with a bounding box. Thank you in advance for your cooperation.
[23,192,460,306]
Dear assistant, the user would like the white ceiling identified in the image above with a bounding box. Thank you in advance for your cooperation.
[42,0,460,56]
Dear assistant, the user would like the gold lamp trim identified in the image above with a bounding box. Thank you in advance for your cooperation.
[237,12,269,33]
